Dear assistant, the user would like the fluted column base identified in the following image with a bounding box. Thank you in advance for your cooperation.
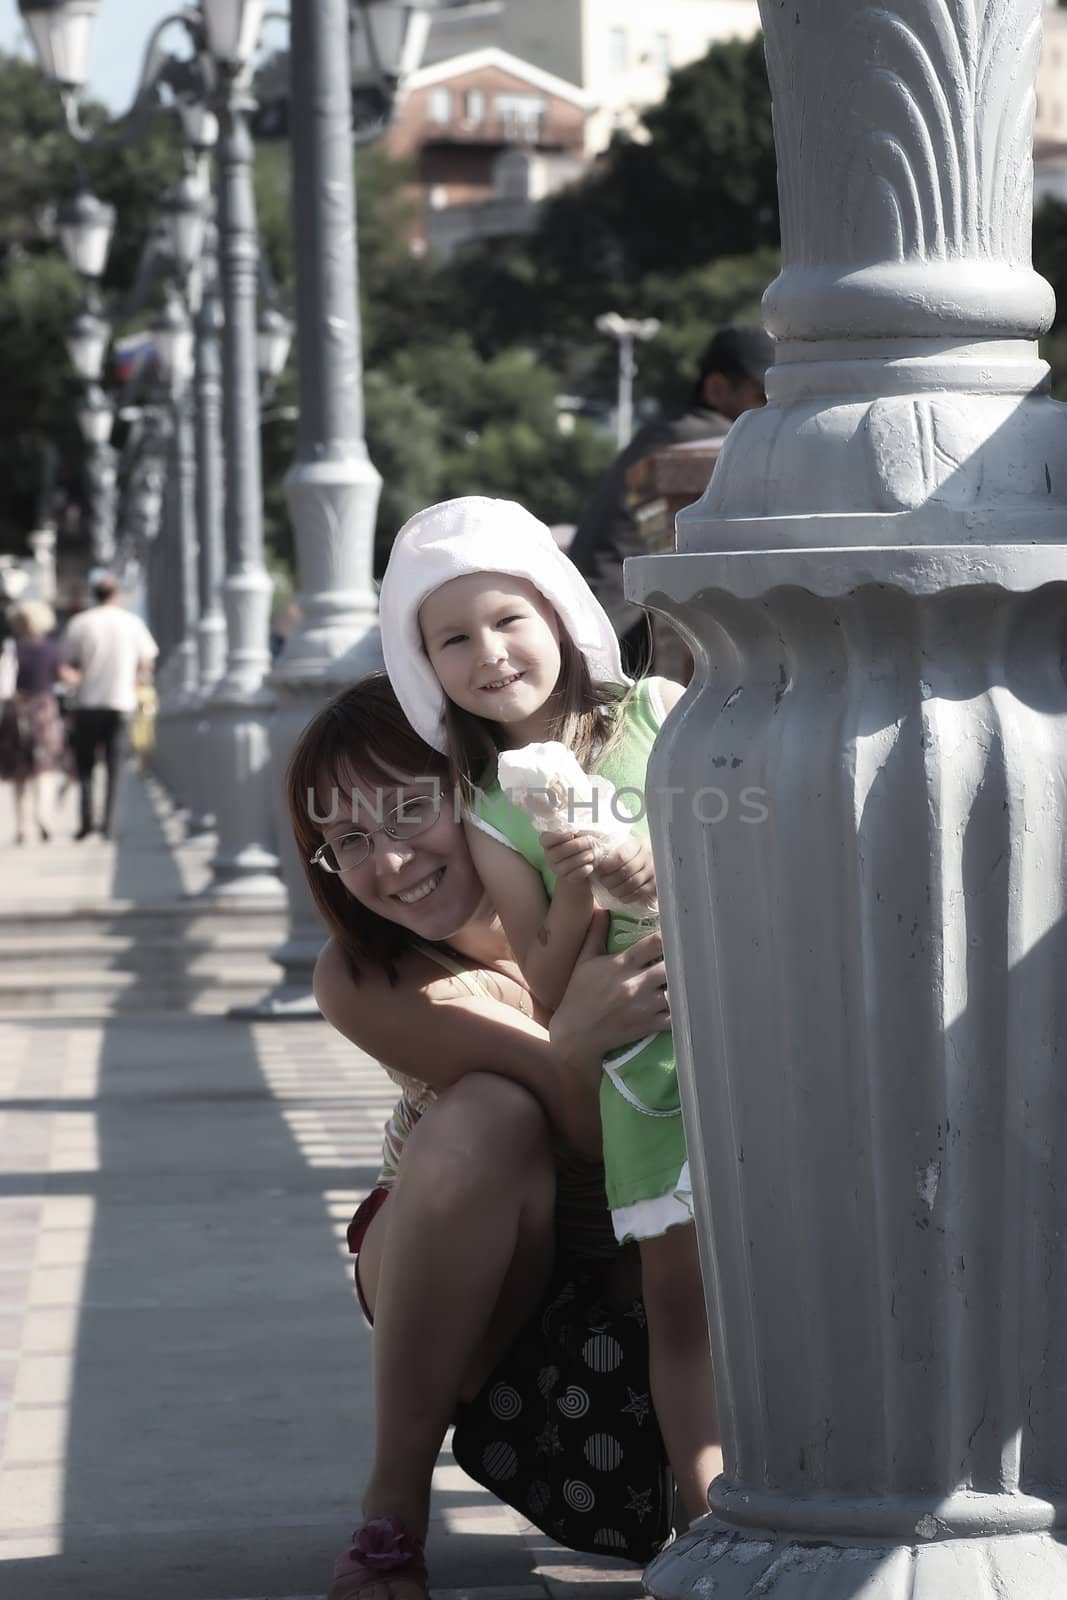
[629,542,1067,1600]
[646,1516,1067,1599]
[237,629,385,1019]
[200,694,284,902]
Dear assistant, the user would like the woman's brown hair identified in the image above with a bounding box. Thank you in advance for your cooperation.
[286,673,452,984]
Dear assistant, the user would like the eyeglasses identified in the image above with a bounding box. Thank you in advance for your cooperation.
[309,794,442,875]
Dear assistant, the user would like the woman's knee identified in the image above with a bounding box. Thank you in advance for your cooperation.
[428,1073,552,1162]
[399,1074,553,1214]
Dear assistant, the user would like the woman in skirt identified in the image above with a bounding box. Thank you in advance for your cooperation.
[0,600,66,844]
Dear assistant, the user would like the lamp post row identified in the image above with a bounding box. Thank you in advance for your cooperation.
[20,0,447,1010]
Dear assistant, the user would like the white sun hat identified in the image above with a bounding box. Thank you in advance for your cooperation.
[379,495,629,753]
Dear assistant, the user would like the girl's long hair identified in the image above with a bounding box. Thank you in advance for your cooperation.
[286,673,451,984]
[442,626,629,799]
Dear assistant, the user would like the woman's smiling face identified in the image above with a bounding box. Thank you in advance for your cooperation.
[316,766,485,941]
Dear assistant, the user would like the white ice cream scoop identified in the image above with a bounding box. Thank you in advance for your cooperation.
[496,742,656,918]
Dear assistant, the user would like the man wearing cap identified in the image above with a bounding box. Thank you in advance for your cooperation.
[568,323,773,674]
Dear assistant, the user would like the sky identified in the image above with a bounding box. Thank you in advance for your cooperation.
[0,1,290,108]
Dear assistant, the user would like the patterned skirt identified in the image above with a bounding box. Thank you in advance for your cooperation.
[0,691,65,779]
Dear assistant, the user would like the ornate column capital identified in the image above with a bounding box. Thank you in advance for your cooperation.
[678,0,1064,553]
[761,0,1053,341]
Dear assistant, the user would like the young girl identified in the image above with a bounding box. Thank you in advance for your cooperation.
[379,495,720,1523]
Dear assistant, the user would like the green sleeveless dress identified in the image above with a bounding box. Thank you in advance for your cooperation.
[468,679,688,1241]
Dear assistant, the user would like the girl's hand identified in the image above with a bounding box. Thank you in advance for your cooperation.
[549,913,671,1073]
[596,835,658,908]
[542,830,596,896]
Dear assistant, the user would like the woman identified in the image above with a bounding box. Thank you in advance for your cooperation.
[0,600,65,844]
[287,674,676,1600]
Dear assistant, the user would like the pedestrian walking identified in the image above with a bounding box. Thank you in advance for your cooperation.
[0,599,66,845]
[61,574,158,840]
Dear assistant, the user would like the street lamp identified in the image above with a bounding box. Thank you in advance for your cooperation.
[17,0,98,92]
[154,290,196,395]
[256,302,292,387]
[245,0,446,1011]
[76,383,113,446]
[596,311,660,448]
[65,299,111,382]
[77,382,117,565]
[196,0,285,899]
[175,99,219,157]
[200,0,265,73]
[349,0,438,135]
[159,172,209,281]
[56,187,115,279]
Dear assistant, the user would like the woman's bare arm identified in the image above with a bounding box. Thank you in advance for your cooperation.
[313,921,670,1157]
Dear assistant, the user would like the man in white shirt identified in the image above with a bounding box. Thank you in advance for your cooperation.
[62,574,158,839]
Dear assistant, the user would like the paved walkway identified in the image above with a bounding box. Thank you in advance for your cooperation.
[0,766,646,1600]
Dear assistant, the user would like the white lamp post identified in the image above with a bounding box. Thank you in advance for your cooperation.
[17,0,99,92]
[77,384,117,566]
[349,0,438,136]
[56,188,115,280]
[256,302,292,387]
[159,172,210,282]
[200,0,265,74]
[76,384,113,447]
[596,311,660,449]
[197,0,284,899]
[154,290,197,396]
[65,301,111,383]
[248,0,442,1012]
[633,0,1067,1595]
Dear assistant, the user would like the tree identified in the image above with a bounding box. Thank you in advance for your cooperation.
[0,52,181,557]
[367,336,614,571]
[438,35,780,378]
[1032,199,1067,398]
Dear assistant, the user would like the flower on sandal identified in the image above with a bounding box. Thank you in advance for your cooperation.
[349,1517,421,1571]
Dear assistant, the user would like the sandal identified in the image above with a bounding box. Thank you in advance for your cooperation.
[327,1516,429,1600]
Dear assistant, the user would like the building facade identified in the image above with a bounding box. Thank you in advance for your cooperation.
[424,0,762,152]
[1037,0,1067,145]
[387,47,589,254]
[1034,2,1067,208]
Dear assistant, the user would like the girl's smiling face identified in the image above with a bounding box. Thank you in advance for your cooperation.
[419,573,563,743]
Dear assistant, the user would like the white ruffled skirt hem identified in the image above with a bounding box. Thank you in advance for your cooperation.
[610,1179,693,1243]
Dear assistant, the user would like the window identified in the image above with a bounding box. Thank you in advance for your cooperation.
[609,26,628,73]
[654,31,671,71]
[465,88,486,122]
[495,91,547,135]
[429,86,452,124]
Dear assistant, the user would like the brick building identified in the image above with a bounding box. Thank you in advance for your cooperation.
[386,47,590,255]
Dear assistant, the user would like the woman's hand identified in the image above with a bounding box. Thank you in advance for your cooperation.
[549,912,671,1078]
[596,834,657,908]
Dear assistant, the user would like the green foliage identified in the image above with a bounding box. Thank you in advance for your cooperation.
[612,37,780,273]
[1032,200,1067,396]
[635,249,781,411]
[364,337,614,572]
[0,51,182,557]
[250,145,613,570]
[436,35,779,379]
[364,370,445,574]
